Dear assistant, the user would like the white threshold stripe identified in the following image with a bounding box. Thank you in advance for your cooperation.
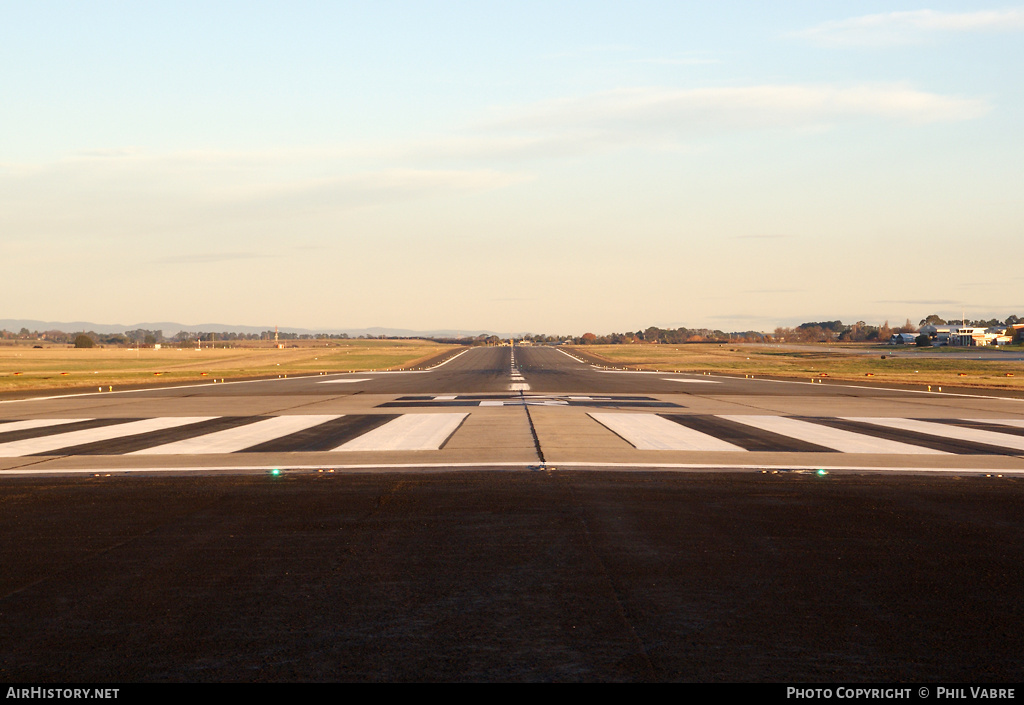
[0,417,215,457]
[663,378,720,384]
[333,413,467,451]
[590,413,746,451]
[844,417,1024,452]
[719,415,946,455]
[132,415,340,455]
[317,378,371,384]
[0,418,88,434]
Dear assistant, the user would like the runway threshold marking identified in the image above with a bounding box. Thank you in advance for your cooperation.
[131,415,341,455]
[333,413,468,451]
[974,418,1024,429]
[0,417,216,458]
[8,412,1024,458]
[845,417,1024,453]
[0,418,89,434]
[717,415,947,455]
[590,412,746,451]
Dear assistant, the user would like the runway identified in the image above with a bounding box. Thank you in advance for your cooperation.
[4,345,1024,682]
[2,344,1023,476]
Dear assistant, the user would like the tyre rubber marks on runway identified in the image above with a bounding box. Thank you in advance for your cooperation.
[509,349,529,391]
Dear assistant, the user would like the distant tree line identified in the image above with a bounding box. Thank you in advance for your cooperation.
[563,327,759,345]
[0,327,357,347]
[3,313,1021,348]
[919,314,1020,327]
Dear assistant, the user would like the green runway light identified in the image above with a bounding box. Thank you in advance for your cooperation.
[270,468,281,477]
[816,469,828,476]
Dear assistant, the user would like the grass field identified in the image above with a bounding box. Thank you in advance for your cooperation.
[0,339,457,394]
[569,343,1024,391]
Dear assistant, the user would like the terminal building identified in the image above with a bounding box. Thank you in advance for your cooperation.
[918,324,1014,347]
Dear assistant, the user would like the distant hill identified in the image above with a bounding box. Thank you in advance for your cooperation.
[0,319,510,339]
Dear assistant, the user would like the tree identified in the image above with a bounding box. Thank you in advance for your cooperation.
[915,333,932,347]
[74,334,95,348]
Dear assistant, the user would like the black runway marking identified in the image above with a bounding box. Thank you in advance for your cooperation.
[926,418,1024,438]
[796,417,1020,456]
[32,417,268,456]
[378,401,480,408]
[392,394,666,401]
[661,415,838,453]
[239,414,399,453]
[0,419,136,444]
[380,394,682,408]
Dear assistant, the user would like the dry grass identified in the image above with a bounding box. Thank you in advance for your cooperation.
[569,343,1024,391]
[0,339,456,393]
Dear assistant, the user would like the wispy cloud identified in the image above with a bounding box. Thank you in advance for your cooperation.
[743,289,803,295]
[483,84,988,146]
[0,153,527,238]
[796,9,1024,46]
[874,299,963,306]
[156,252,272,265]
[541,44,635,60]
[628,56,720,66]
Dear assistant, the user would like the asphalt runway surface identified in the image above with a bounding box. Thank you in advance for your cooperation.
[3,346,1024,682]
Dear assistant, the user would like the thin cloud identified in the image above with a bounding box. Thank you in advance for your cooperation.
[628,57,720,66]
[541,44,635,60]
[1,152,526,237]
[875,299,962,306]
[743,289,803,295]
[485,84,988,142]
[157,252,271,265]
[796,9,1024,46]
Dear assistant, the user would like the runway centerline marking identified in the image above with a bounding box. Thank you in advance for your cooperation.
[663,378,721,384]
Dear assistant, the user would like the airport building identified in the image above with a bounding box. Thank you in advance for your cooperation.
[919,324,1013,346]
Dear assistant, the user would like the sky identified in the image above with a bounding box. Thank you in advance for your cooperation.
[2,1,1022,335]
